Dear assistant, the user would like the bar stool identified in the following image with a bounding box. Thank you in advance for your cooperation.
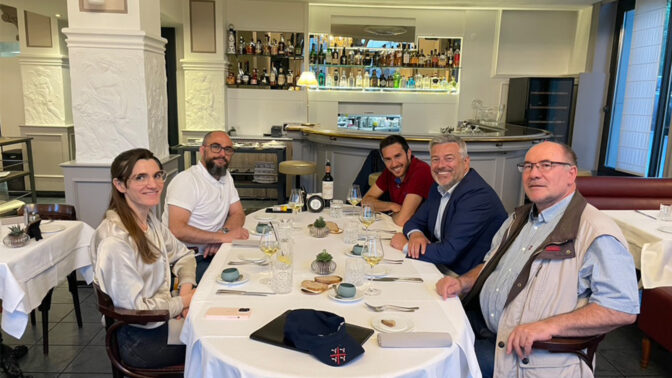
[279,160,316,189]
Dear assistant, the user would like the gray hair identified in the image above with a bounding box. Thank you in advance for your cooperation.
[429,135,468,158]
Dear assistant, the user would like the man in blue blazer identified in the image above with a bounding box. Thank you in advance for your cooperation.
[391,135,507,275]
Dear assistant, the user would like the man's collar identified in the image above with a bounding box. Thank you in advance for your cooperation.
[436,168,469,197]
[530,192,576,223]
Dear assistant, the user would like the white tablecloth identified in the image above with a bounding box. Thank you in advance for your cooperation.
[0,220,95,338]
[181,210,481,378]
[605,210,672,289]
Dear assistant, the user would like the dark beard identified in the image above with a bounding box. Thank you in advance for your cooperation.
[205,157,228,178]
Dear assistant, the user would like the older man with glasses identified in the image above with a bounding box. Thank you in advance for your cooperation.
[436,141,639,377]
[163,131,249,282]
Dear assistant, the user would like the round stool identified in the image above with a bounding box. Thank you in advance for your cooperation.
[369,172,382,187]
[279,160,316,189]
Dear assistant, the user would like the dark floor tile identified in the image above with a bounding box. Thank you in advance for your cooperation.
[596,352,621,376]
[601,324,643,351]
[87,328,105,347]
[47,322,101,346]
[1,323,44,347]
[18,344,82,373]
[58,374,112,378]
[60,299,102,324]
[50,288,75,305]
[61,346,112,374]
[29,303,75,324]
[601,347,671,377]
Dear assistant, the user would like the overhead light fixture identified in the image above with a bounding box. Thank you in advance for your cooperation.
[297,71,318,88]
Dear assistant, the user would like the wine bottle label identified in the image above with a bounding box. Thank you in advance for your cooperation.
[322,181,334,199]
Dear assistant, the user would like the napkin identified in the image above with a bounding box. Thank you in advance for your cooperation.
[377,332,452,348]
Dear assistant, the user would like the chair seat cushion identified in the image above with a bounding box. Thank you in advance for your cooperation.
[638,287,672,352]
[279,160,316,175]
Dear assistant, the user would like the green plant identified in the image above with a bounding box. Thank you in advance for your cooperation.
[313,216,326,228]
[8,225,24,236]
[316,249,332,262]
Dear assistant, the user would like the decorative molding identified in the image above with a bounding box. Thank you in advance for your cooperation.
[20,65,67,125]
[146,51,169,159]
[184,70,225,130]
[180,59,226,71]
[62,28,166,54]
[19,55,69,68]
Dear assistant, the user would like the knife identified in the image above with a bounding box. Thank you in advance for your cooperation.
[635,209,657,220]
[216,289,274,296]
[372,277,424,282]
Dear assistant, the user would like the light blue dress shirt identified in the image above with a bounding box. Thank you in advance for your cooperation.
[479,193,640,332]
[404,183,457,254]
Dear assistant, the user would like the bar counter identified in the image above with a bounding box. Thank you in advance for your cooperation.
[286,124,551,212]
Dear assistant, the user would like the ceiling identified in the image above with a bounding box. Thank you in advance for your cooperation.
[268,0,602,9]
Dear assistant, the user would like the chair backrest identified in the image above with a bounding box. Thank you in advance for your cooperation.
[576,176,672,210]
[18,204,77,220]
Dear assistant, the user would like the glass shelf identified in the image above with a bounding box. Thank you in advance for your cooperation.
[227,53,304,60]
[309,86,456,93]
[309,63,460,70]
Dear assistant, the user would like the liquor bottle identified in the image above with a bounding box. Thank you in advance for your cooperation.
[340,70,347,87]
[393,70,401,88]
[325,48,332,64]
[340,47,347,65]
[287,33,295,55]
[347,71,355,87]
[270,67,277,88]
[400,75,407,88]
[415,72,423,88]
[242,62,250,85]
[333,69,339,86]
[286,70,294,89]
[354,49,362,65]
[278,35,286,55]
[322,160,334,207]
[418,50,426,67]
[403,44,410,66]
[277,67,286,88]
[270,39,278,55]
[422,75,431,89]
[318,48,325,64]
[431,72,440,89]
[355,70,363,87]
[262,69,269,85]
[226,70,236,85]
[363,70,370,88]
[250,68,258,85]
[439,50,447,68]
[453,41,461,68]
[227,25,236,54]
[379,71,387,88]
[239,35,246,54]
[364,51,371,65]
[432,50,439,67]
[236,63,243,84]
[246,40,254,55]
[318,70,325,86]
[295,34,304,57]
[395,47,402,66]
[310,43,317,64]
[264,34,271,55]
[407,74,415,88]
[255,39,262,55]
[332,48,339,64]
[326,70,334,87]
[370,70,378,87]
[387,72,394,88]
[410,50,419,67]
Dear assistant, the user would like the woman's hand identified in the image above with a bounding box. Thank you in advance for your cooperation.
[179,284,195,308]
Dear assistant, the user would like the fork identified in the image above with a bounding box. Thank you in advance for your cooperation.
[382,258,403,264]
[364,303,419,312]
[228,260,269,266]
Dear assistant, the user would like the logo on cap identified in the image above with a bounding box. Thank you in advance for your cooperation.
[330,346,347,365]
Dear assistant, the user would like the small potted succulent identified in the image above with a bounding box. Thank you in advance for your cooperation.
[311,249,336,275]
[3,225,29,248]
[309,216,330,238]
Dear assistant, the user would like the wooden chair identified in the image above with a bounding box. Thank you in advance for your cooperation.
[93,283,184,378]
[17,204,82,354]
[532,334,605,371]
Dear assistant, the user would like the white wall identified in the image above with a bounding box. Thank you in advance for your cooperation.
[0,57,25,136]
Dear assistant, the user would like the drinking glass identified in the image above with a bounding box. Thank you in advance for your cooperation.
[360,204,376,231]
[275,218,292,242]
[343,220,360,244]
[344,257,366,286]
[658,203,672,234]
[361,236,384,295]
[259,231,279,284]
[271,239,293,294]
[330,199,344,218]
[347,185,362,207]
[288,188,304,229]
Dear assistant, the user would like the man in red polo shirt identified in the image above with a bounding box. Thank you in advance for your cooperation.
[362,135,433,227]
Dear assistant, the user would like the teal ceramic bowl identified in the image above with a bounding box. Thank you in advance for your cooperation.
[351,244,364,256]
[221,267,240,282]
[256,223,271,234]
[337,283,356,298]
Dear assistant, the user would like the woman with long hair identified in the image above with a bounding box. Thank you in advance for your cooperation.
[91,148,196,368]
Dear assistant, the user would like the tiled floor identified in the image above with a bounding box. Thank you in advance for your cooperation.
[0,197,669,377]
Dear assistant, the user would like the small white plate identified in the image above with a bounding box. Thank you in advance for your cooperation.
[365,266,388,278]
[41,224,66,233]
[344,248,362,258]
[371,314,414,333]
[254,213,275,221]
[237,251,266,263]
[327,291,364,303]
[215,274,249,286]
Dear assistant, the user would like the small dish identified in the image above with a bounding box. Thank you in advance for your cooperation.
[365,266,388,278]
[371,314,414,333]
[215,274,249,286]
[41,224,66,233]
[328,291,364,303]
[237,251,266,263]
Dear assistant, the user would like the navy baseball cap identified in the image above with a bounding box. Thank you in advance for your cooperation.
[284,309,364,366]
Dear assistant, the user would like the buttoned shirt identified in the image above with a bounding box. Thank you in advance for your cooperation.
[479,193,640,332]
[404,182,458,256]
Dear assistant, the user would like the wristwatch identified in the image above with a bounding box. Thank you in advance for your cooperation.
[221,227,230,234]
[306,194,325,212]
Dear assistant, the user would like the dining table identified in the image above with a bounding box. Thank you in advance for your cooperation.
[0,219,95,338]
[181,207,481,378]
[605,210,672,289]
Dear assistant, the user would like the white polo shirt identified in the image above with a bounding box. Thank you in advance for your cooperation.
[163,163,240,249]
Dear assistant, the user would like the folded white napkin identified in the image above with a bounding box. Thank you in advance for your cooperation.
[232,240,259,247]
[377,332,452,348]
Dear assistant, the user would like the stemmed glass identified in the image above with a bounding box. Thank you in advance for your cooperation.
[288,188,303,229]
[347,184,362,207]
[259,231,279,284]
[359,204,376,231]
[361,236,384,296]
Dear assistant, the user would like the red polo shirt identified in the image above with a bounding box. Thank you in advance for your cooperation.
[375,157,433,205]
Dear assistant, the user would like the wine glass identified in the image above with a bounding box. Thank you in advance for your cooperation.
[287,188,303,229]
[361,236,384,296]
[259,231,279,284]
[360,204,376,231]
[347,184,362,207]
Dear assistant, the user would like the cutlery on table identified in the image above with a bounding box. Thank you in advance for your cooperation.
[227,260,269,266]
[364,303,419,312]
[635,209,657,220]
[216,289,274,296]
[372,277,424,283]
[382,258,404,264]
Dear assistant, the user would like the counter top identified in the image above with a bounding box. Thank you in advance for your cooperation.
[286,124,551,143]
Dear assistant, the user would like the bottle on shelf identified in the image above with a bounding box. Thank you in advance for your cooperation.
[340,70,347,87]
[270,39,279,55]
[287,69,294,88]
[277,67,286,88]
[262,69,269,85]
[355,70,363,87]
[333,68,340,86]
[325,48,332,64]
[239,35,246,54]
[287,33,295,55]
[363,70,370,88]
[439,50,447,68]
[379,71,387,88]
[270,67,277,88]
[242,62,250,85]
[310,43,317,64]
[403,44,410,66]
[326,70,334,86]
[386,72,394,88]
[322,160,333,208]
[250,68,258,85]
[227,25,236,54]
[453,41,461,67]
[227,68,236,85]
[393,70,401,88]
[246,39,254,55]
[348,71,355,87]
[340,47,347,65]
[318,70,325,86]
[264,33,271,55]
[278,35,286,55]
[370,70,378,87]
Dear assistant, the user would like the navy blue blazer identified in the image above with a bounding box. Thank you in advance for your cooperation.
[403,168,507,275]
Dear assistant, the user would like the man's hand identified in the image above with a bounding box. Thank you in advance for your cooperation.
[221,227,249,243]
[436,276,463,299]
[407,232,430,258]
[388,203,402,213]
[506,321,554,360]
[203,243,221,258]
[390,233,407,250]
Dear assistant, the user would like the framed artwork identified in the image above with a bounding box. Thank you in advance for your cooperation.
[190,0,216,53]
[79,0,127,14]
[24,11,52,48]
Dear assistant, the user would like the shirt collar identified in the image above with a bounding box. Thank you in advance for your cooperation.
[530,192,575,223]
[196,161,228,184]
[436,181,459,198]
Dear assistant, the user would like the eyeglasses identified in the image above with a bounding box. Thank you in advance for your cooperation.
[517,160,574,173]
[204,143,234,154]
[129,170,166,185]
